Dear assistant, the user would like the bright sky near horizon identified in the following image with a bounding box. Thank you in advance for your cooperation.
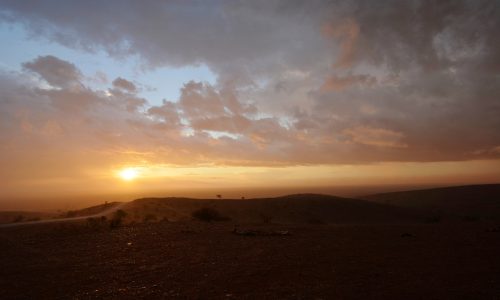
[0,1,499,207]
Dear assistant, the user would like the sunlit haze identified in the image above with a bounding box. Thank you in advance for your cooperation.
[0,1,499,209]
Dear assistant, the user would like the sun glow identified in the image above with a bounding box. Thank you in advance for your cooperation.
[118,168,139,181]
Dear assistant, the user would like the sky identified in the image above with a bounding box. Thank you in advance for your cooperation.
[0,1,499,208]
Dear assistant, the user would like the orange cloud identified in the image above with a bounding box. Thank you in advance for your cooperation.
[343,126,407,148]
[322,18,360,68]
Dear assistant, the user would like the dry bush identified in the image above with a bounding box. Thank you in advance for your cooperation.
[192,207,229,222]
[110,209,127,228]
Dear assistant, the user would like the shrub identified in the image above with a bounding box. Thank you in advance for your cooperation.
[192,207,229,222]
[110,209,127,228]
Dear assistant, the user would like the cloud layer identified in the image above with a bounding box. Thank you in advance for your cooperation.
[0,0,499,187]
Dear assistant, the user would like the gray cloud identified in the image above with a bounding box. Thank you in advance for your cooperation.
[22,55,82,88]
[0,1,499,167]
[112,77,136,93]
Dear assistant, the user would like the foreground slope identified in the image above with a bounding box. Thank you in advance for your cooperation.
[364,184,500,220]
[1,221,499,299]
[122,194,422,224]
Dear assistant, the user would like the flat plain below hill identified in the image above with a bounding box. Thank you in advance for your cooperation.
[1,221,499,299]
[1,188,500,299]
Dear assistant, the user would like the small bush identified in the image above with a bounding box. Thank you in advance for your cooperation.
[192,207,229,222]
[110,209,127,228]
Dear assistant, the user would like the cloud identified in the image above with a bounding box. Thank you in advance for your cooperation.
[322,18,360,68]
[22,55,82,88]
[147,100,181,129]
[320,74,376,92]
[342,126,407,148]
[112,77,136,93]
[0,1,499,171]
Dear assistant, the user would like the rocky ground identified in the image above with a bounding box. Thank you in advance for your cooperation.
[1,221,500,299]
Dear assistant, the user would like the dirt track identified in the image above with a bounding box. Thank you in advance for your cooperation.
[1,221,500,299]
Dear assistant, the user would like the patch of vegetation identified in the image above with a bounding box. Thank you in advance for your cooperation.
[192,207,229,222]
[110,209,127,228]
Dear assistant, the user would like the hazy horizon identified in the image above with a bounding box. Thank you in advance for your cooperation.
[3,181,500,211]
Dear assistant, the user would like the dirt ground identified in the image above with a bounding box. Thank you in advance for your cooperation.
[1,221,499,299]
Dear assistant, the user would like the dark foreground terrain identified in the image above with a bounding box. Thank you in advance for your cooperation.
[1,221,500,299]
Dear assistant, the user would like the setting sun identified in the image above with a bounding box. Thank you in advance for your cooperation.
[119,168,139,181]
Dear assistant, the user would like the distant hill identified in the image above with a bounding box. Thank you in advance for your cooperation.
[121,194,422,224]
[363,184,500,220]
